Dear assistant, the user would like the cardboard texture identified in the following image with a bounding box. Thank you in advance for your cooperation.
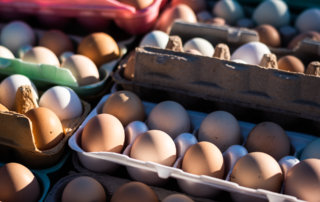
[113,46,320,134]
[170,21,259,51]
[0,101,90,168]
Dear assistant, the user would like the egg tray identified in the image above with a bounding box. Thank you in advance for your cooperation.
[45,158,216,202]
[113,45,320,135]
[169,21,320,63]
[68,93,315,202]
[0,0,167,35]
[0,100,90,168]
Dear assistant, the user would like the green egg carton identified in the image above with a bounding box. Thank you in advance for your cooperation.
[0,56,114,98]
[0,57,78,87]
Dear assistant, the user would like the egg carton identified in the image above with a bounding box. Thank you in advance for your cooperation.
[113,45,320,135]
[0,24,134,100]
[169,21,320,64]
[236,0,320,11]
[0,100,90,168]
[0,0,167,34]
[68,93,316,201]
[45,163,216,202]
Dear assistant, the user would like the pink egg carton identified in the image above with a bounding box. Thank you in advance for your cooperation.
[0,0,167,34]
[68,93,315,202]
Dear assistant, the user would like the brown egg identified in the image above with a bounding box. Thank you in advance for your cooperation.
[182,141,225,179]
[81,114,125,153]
[255,24,281,47]
[118,0,154,10]
[277,55,305,73]
[171,0,207,13]
[61,54,100,86]
[111,181,158,202]
[62,176,106,202]
[230,152,283,192]
[284,159,320,202]
[198,111,241,152]
[25,107,64,150]
[245,122,290,160]
[0,103,8,111]
[147,101,190,139]
[102,90,145,126]
[22,46,60,66]
[78,32,120,67]
[39,30,73,57]
[0,162,40,202]
[162,194,194,202]
[130,130,177,166]
[288,31,320,49]
[210,17,226,26]
[155,4,197,33]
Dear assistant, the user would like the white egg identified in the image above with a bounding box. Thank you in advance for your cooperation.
[0,74,38,110]
[231,59,247,64]
[39,86,82,120]
[231,41,271,65]
[252,0,290,28]
[0,45,14,59]
[295,8,320,33]
[183,37,214,57]
[139,30,169,49]
[213,0,244,25]
[0,21,35,55]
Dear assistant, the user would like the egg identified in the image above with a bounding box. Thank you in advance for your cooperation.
[61,54,100,86]
[147,101,190,139]
[183,37,214,57]
[130,130,177,166]
[155,4,197,33]
[288,31,320,49]
[139,30,169,49]
[296,8,320,33]
[198,111,241,152]
[77,32,120,67]
[0,21,35,55]
[0,45,14,59]
[182,141,225,179]
[162,194,194,202]
[0,162,40,202]
[230,41,271,65]
[111,181,158,202]
[102,90,145,126]
[212,0,244,25]
[81,114,125,153]
[25,107,64,150]
[255,24,281,47]
[210,17,226,26]
[39,86,83,120]
[22,46,60,66]
[171,0,206,13]
[0,74,38,110]
[245,122,290,160]
[284,159,320,201]
[117,0,154,10]
[277,55,305,73]
[39,30,74,58]
[62,176,106,202]
[252,0,290,28]
[300,138,320,160]
[230,152,283,192]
